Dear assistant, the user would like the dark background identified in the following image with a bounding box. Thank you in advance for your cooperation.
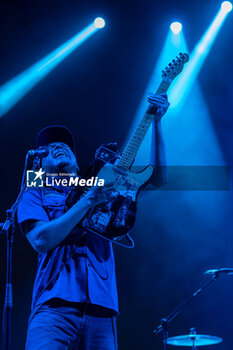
[0,0,233,349]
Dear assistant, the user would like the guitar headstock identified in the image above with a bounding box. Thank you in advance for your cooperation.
[162,52,189,82]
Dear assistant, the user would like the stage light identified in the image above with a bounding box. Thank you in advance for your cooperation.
[124,22,188,164]
[125,2,228,169]
[121,6,228,304]
[221,1,232,12]
[170,22,182,34]
[0,19,105,117]
[94,17,105,28]
[169,2,232,109]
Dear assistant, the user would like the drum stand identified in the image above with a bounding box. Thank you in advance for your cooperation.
[153,272,219,350]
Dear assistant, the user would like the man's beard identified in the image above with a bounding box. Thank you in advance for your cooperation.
[45,160,76,174]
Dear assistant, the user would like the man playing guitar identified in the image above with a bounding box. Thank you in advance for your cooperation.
[17,92,169,350]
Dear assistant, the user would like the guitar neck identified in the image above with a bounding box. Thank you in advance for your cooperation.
[116,80,171,171]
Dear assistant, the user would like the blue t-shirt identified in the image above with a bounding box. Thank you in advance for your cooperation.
[17,186,119,317]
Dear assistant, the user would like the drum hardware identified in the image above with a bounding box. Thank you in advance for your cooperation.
[153,268,233,350]
[167,328,222,349]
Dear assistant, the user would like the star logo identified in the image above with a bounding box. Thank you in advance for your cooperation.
[33,168,45,181]
[26,168,45,187]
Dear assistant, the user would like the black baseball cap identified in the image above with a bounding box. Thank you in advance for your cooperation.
[36,125,75,153]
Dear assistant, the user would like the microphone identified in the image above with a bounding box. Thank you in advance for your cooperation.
[28,147,49,158]
[204,268,233,276]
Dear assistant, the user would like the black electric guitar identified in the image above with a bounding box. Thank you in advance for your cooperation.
[66,53,189,246]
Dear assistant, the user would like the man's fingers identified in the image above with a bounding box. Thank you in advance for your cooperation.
[102,187,116,198]
[148,99,170,108]
[91,183,116,201]
[148,92,168,98]
[148,97,167,102]
[148,96,167,102]
[95,184,115,195]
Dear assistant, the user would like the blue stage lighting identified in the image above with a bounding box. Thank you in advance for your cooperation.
[124,27,188,164]
[0,19,105,117]
[94,17,105,28]
[221,1,232,12]
[170,22,182,34]
[169,3,232,109]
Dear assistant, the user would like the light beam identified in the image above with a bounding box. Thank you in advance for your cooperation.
[0,18,105,117]
[125,27,187,165]
[169,4,232,109]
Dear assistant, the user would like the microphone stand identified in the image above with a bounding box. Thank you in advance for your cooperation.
[0,153,30,350]
[153,272,219,350]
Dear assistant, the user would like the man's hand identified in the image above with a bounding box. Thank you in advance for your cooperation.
[25,185,116,254]
[147,93,170,121]
[81,183,116,207]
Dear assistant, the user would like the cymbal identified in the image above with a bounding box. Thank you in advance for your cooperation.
[167,334,222,346]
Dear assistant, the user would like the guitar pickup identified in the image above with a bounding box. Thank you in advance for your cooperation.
[95,145,120,164]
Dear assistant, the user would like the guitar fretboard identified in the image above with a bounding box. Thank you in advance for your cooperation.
[116,80,170,171]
